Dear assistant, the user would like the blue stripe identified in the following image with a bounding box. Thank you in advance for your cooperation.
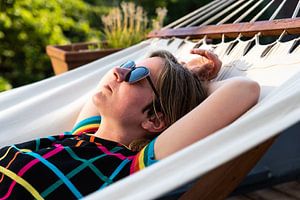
[100,159,130,189]
[145,138,158,166]
[28,152,82,198]
[71,116,101,133]
[47,136,56,142]
[41,146,123,197]
[12,145,83,198]
[64,131,72,135]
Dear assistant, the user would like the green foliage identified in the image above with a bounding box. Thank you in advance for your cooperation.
[0,0,107,88]
[101,2,167,48]
[0,76,12,92]
[88,0,212,24]
[0,0,213,90]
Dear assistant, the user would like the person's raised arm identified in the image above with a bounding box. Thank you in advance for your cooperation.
[154,50,260,160]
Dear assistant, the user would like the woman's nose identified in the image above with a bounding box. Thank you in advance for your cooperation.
[113,67,130,82]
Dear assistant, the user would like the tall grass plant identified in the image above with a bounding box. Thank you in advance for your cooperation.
[101,2,167,48]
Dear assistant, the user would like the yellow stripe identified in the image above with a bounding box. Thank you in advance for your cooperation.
[138,148,146,170]
[0,166,44,200]
[0,146,13,161]
[73,124,100,135]
[0,147,31,161]
[20,149,32,153]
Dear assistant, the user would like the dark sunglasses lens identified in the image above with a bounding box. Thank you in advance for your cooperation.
[127,67,149,83]
[120,61,135,69]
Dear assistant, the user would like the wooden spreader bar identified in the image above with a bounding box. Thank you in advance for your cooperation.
[148,18,300,39]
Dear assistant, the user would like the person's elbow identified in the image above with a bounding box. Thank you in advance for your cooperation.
[234,77,260,106]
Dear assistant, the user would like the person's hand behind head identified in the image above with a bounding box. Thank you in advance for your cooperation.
[184,49,222,81]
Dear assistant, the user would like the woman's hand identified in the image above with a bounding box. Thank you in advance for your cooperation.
[184,49,222,81]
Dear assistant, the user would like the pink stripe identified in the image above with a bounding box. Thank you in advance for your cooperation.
[97,146,134,160]
[0,146,64,199]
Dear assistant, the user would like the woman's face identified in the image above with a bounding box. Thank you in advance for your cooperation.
[93,57,164,124]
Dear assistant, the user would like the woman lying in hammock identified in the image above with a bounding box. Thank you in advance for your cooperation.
[0,49,260,199]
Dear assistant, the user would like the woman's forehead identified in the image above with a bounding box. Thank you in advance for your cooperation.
[137,57,164,79]
[136,57,164,70]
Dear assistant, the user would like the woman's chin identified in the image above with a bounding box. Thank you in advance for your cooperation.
[92,92,106,106]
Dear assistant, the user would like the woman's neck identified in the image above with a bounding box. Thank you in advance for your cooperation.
[93,117,143,146]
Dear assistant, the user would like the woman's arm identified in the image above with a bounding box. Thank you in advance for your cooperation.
[154,77,260,160]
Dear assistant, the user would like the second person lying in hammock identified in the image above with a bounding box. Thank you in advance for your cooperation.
[0,49,260,199]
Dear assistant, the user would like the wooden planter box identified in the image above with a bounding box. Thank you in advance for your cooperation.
[46,42,122,75]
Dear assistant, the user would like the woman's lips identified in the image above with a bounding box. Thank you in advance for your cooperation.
[104,84,112,93]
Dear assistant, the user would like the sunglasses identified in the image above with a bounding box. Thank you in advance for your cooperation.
[120,60,160,99]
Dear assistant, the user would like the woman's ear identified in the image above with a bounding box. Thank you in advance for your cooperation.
[141,112,166,133]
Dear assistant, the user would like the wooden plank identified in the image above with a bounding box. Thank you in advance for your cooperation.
[228,181,300,200]
[245,188,298,200]
[148,18,300,39]
[273,181,300,199]
[179,137,276,200]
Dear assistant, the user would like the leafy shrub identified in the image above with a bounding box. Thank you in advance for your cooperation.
[0,0,211,91]
[0,0,107,89]
[0,76,12,92]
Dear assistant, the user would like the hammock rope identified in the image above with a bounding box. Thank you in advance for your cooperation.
[292,0,300,18]
[269,0,288,20]
[250,0,275,22]
[202,0,249,26]
[233,0,265,24]
[175,0,234,28]
[163,0,218,29]
[165,0,299,30]
[188,0,241,27]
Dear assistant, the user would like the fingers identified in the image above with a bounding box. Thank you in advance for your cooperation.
[190,49,219,63]
[191,48,222,70]
[190,48,222,80]
[190,49,219,62]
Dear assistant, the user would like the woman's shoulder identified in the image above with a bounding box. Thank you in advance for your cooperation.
[130,138,158,173]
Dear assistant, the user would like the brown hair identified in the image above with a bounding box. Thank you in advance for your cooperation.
[129,50,208,151]
[148,50,207,126]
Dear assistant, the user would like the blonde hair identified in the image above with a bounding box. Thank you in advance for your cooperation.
[149,50,207,125]
[129,50,208,151]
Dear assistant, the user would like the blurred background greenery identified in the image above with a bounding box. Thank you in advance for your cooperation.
[0,0,211,92]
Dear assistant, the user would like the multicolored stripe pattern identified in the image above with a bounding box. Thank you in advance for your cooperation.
[0,116,158,199]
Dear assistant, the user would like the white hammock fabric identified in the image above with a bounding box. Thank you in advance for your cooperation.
[0,37,300,199]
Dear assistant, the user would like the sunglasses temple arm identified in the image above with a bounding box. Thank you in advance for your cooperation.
[146,77,160,99]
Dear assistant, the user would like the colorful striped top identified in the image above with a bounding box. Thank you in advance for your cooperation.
[0,116,158,199]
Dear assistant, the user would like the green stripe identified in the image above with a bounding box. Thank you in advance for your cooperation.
[143,144,150,166]
[35,138,40,151]
[41,146,122,197]
[21,149,83,198]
